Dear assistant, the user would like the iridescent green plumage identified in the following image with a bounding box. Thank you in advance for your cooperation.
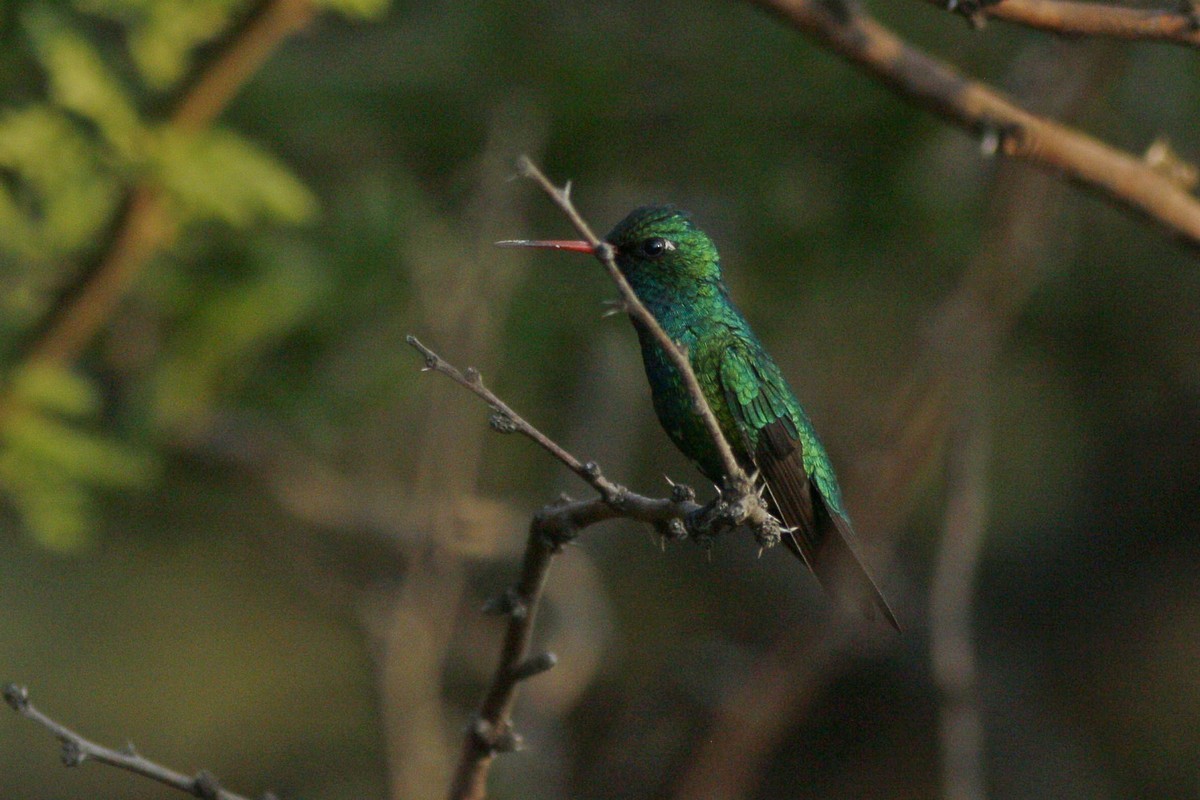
[606,206,896,628]
[503,205,896,627]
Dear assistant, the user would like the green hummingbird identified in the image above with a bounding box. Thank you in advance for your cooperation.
[501,205,897,629]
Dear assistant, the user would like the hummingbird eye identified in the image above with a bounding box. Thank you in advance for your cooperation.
[638,237,674,259]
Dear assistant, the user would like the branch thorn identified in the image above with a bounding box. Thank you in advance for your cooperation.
[510,652,558,681]
[193,770,222,800]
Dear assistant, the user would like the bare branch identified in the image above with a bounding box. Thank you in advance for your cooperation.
[406,335,624,500]
[407,337,780,800]
[926,0,1200,47]
[3,684,262,800]
[747,0,1200,250]
[515,158,757,495]
[404,336,761,542]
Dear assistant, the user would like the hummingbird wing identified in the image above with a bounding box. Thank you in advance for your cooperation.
[719,343,899,630]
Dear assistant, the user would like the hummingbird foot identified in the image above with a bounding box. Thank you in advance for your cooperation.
[654,516,688,544]
[751,513,784,552]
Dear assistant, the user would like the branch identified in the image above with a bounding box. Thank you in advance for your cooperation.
[929,398,991,800]
[405,336,766,545]
[3,684,264,800]
[21,0,315,368]
[406,338,777,800]
[926,0,1200,47]
[406,335,624,500]
[513,158,757,496]
[747,0,1200,250]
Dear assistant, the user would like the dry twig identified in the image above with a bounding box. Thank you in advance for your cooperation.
[409,337,709,800]
[747,0,1200,249]
[3,684,262,800]
[925,0,1200,47]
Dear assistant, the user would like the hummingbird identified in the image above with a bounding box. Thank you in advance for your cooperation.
[500,205,897,629]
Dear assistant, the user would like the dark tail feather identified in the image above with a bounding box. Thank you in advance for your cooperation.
[792,495,899,632]
[755,421,898,630]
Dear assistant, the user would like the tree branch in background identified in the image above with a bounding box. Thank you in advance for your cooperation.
[22,0,315,367]
[3,685,261,800]
[930,396,991,800]
[924,0,1200,48]
[746,0,1200,250]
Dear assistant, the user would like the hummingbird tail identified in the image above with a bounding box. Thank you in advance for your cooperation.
[755,420,899,631]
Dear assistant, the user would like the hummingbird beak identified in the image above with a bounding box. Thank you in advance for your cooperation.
[495,239,596,254]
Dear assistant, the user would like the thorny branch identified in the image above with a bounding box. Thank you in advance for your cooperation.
[407,334,779,800]
[406,337,769,547]
[3,684,261,800]
[747,0,1200,250]
[925,0,1200,47]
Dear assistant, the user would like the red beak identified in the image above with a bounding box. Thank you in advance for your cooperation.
[495,239,595,254]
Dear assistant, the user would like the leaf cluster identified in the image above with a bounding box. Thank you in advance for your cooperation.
[0,0,383,547]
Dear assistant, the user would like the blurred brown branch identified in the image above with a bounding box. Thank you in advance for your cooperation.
[375,108,547,800]
[3,684,263,800]
[930,396,991,800]
[21,0,315,369]
[925,0,1200,47]
[746,0,1200,250]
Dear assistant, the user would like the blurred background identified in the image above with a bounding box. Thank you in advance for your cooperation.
[1,1,1198,798]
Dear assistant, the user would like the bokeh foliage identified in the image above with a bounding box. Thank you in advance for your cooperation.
[0,0,389,548]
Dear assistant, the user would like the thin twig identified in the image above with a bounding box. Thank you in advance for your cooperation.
[747,0,1200,250]
[410,341,693,800]
[408,336,782,800]
[406,337,705,535]
[3,684,261,800]
[514,158,756,496]
[406,335,616,496]
[924,0,1200,47]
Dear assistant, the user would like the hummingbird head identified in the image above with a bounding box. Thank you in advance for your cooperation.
[604,205,722,292]
[496,204,724,306]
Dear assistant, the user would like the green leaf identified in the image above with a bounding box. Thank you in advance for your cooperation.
[79,0,240,89]
[0,105,120,257]
[151,127,318,227]
[22,8,143,159]
[9,363,101,419]
[5,412,154,488]
[0,450,93,552]
[0,365,157,550]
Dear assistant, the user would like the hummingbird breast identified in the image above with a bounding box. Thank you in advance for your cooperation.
[630,310,751,485]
